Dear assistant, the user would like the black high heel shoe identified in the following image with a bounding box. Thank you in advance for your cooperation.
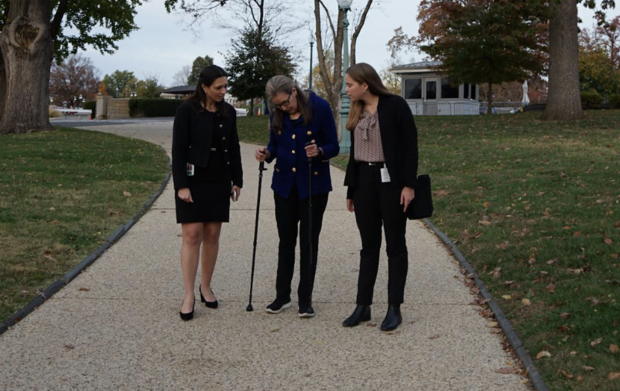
[200,285,218,309]
[179,298,195,321]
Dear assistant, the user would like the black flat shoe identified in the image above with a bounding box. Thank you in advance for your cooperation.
[200,285,218,309]
[179,299,195,321]
[343,305,371,327]
[380,305,402,332]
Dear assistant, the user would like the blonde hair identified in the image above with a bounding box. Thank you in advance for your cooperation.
[265,75,312,132]
[345,63,393,131]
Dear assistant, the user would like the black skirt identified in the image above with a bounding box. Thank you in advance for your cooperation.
[175,151,231,224]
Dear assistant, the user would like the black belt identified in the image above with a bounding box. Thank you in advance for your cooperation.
[357,161,385,167]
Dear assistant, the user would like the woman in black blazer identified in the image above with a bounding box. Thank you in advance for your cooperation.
[342,63,418,332]
[172,65,243,321]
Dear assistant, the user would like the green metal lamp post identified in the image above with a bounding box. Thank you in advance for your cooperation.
[338,0,353,154]
[309,33,315,90]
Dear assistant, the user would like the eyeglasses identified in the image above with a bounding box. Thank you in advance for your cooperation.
[273,93,292,108]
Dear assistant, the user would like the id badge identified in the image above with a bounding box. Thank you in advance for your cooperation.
[186,163,195,176]
[380,167,391,183]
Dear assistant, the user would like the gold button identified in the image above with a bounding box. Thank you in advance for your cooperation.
[224,149,228,153]
[292,134,296,139]
[276,168,280,172]
[277,131,282,135]
[314,171,318,176]
[292,150,296,154]
[219,124,223,128]
[307,131,312,135]
[222,137,226,140]
[292,167,296,172]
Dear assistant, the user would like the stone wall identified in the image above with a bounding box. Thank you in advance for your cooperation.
[95,95,130,119]
[107,98,130,119]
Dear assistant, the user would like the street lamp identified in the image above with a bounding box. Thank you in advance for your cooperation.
[79,94,83,108]
[338,0,353,154]
[309,32,315,90]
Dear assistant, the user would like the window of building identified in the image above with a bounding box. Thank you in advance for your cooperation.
[441,79,459,99]
[405,78,422,99]
[472,85,477,100]
[464,83,470,99]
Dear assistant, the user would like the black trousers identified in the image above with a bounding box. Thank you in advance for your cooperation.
[353,163,408,305]
[273,184,329,306]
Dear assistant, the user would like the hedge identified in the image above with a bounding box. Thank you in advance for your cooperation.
[609,94,620,109]
[83,100,96,118]
[580,90,603,109]
[129,98,183,117]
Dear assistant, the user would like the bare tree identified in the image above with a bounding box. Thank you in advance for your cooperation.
[49,54,100,106]
[172,65,192,86]
[313,0,375,138]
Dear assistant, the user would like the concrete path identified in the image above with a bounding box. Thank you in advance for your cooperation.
[0,120,529,390]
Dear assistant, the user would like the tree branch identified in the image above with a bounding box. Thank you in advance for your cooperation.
[319,0,337,41]
[350,0,373,65]
[50,0,69,40]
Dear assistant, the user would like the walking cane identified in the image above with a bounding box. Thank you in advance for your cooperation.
[305,142,314,270]
[247,161,267,312]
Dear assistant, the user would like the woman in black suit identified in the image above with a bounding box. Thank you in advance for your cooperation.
[342,63,418,332]
[172,65,243,321]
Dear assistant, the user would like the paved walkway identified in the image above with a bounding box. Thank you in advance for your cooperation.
[0,121,529,390]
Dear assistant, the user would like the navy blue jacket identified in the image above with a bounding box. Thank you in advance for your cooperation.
[266,92,339,199]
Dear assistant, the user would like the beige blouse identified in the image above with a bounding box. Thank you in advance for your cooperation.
[353,109,385,163]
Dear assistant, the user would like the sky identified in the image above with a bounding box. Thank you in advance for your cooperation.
[80,0,614,88]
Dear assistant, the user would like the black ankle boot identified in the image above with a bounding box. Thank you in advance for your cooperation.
[342,305,371,327]
[380,305,402,331]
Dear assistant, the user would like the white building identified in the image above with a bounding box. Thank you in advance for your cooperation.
[391,61,480,116]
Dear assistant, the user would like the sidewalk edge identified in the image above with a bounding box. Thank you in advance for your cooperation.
[0,149,171,336]
[422,218,549,391]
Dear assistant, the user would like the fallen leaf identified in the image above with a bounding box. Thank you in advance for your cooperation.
[574,231,581,237]
[78,287,89,292]
[502,295,512,300]
[558,325,570,332]
[429,334,440,339]
[270,328,280,333]
[609,372,620,380]
[560,313,571,320]
[44,251,56,262]
[591,337,603,347]
[486,322,499,328]
[562,226,571,230]
[520,379,529,384]
[49,220,60,225]
[561,370,573,379]
[522,298,531,306]
[610,344,619,354]
[605,238,613,245]
[577,376,583,382]
[479,220,492,226]
[570,351,577,356]
[546,258,558,265]
[495,367,516,374]
[583,366,595,371]
[64,343,75,350]
[537,350,551,359]
[123,191,132,197]
[546,284,556,293]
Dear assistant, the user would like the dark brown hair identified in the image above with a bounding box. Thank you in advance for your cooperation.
[265,75,312,132]
[345,62,393,131]
[188,65,229,117]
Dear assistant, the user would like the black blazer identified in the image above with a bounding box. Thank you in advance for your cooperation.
[344,94,418,199]
[172,100,243,190]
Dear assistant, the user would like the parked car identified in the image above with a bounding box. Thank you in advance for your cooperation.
[235,108,248,117]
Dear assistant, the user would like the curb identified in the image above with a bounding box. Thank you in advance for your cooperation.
[0,148,171,336]
[422,218,549,391]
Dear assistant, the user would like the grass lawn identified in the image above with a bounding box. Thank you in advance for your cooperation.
[0,127,168,323]
[236,112,620,390]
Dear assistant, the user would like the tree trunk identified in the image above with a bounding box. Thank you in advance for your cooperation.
[0,0,54,134]
[542,0,583,121]
[249,99,254,117]
[487,82,493,116]
[0,50,6,122]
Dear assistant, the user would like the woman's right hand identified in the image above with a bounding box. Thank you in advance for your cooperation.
[346,199,354,213]
[255,147,270,162]
[178,188,193,203]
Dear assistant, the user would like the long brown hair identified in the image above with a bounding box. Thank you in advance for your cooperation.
[188,65,229,117]
[265,75,313,133]
[345,63,393,131]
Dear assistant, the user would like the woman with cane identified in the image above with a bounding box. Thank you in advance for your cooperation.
[342,63,418,332]
[173,65,243,321]
[255,75,339,318]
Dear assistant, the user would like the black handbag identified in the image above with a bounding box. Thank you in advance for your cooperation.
[406,174,433,220]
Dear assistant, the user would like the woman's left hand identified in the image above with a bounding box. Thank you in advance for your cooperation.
[401,187,415,212]
[305,140,321,158]
[231,185,241,201]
